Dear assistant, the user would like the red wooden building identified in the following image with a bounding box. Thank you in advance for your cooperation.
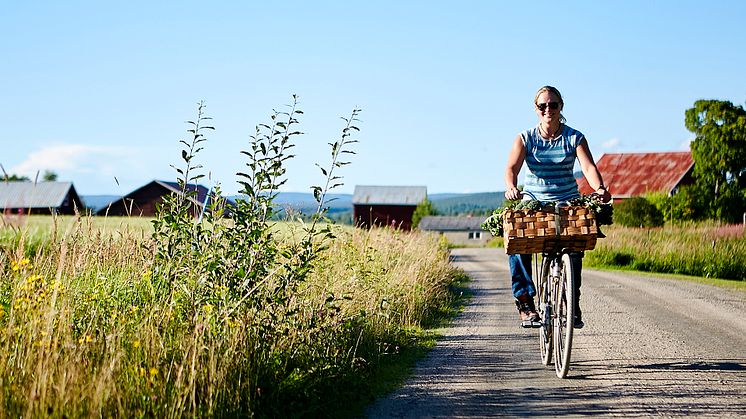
[96,180,231,217]
[577,151,695,200]
[352,185,427,231]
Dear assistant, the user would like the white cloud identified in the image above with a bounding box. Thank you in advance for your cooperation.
[601,138,620,149]
[10,144,139,177]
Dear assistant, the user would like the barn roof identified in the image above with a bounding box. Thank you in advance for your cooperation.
[352,185,427,205]
[418,215,487,231]
[0,182,80,209]
[577,152,694,198]
[156,180,211,206]
[95,180,224,215]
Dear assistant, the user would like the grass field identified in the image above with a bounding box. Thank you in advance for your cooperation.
[486,220,744,283]
[585,222,745,281]
[3,213,741,416]
[0,214,464,417]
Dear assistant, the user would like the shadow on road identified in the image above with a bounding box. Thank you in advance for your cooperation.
[626,359,746,371]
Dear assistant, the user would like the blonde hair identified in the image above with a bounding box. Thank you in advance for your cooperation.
[534,85,566,124]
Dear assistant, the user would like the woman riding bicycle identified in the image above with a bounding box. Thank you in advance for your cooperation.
[504,85,611,329]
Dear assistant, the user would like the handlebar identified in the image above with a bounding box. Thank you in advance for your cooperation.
[519,190,538,200]
[516,190,612,205]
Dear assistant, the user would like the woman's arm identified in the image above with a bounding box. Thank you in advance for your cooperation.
[576,138,611,202]
[504,135,525,200]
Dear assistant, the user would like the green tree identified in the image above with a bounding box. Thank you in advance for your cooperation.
[412,198,437,229]
[685,99,746,222]
[667,184,708,222]
[42,170,58,181]
[614,196,664,228]
[3,174,30,181]
[645,188,707,223]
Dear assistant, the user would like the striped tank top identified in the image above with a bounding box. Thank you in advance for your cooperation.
[520,124,584,202]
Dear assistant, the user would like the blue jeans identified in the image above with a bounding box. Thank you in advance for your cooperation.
[509,253,583,299]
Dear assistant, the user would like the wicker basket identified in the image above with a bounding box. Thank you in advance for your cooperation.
[503,206,598,254]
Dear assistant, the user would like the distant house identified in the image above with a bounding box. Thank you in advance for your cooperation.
[352,185,427,231]
[0,181,84,215]
[577,151,695,200]
[417,215,492,245]
[96,180,232,217]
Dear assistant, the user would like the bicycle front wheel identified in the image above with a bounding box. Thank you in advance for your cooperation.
[553,253,575,378]
[537,255,552,366]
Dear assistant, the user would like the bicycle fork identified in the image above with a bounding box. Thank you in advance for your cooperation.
[543,259,563,325]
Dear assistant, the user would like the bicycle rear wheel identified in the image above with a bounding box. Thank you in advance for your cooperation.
[537,256,552,366]
[553,253,575,378]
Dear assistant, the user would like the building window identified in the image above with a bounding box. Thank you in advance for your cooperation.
[468,231,482,240]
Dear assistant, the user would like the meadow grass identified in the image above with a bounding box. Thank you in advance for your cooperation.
[585,221,745,281]
[0,215,463,417]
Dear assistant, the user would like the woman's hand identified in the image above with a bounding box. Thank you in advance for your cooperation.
[505,186,522,201]
[595,187,612,203]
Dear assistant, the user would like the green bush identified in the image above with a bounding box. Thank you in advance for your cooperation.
[614,196,664,227]
[412,198,437,229]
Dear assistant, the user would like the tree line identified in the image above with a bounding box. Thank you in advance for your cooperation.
[1,169,59,182]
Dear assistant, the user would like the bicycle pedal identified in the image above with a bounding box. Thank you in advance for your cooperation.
[521,320,542,329]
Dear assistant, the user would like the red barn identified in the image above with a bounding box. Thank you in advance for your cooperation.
[577,151,695,200]
[352,185,427,231]
[96,180,232,217]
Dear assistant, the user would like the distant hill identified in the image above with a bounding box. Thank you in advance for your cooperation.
[430,192,504,216]
[271,192,352,210]
[428,193,464,201]
[227,192,503,214]
[229,193,352,210]
[265,191,503,222]
[81,195,121,212]
[83,191,504,219]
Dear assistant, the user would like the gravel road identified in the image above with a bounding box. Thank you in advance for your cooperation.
[366,247,746,418]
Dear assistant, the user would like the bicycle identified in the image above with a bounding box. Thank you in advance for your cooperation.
[508,190,607,378]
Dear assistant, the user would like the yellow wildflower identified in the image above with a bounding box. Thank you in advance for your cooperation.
[149,367,158,377]
[133,340,140,348]
[139,367,146,377]
[12,259,30,271]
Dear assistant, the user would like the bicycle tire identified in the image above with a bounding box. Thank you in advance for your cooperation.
[537,255,552,366]
[553,253,575,378]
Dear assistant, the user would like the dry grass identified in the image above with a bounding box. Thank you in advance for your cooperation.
[0,215,458,417]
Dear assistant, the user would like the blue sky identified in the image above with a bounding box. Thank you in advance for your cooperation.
[2,1,745,196]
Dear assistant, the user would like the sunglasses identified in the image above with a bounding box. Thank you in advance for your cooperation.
[536,102,560,111]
